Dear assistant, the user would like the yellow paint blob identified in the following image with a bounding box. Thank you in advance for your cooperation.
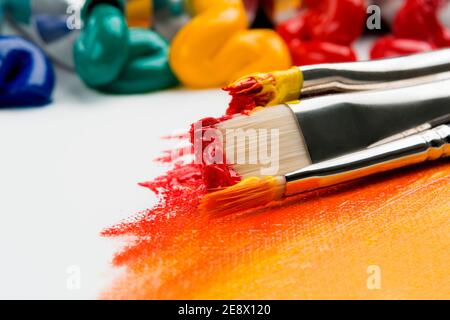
[125,0,153,28]
[170,0,292,88]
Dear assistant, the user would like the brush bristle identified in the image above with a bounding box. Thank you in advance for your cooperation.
[217,105,312,178]
[223,73,274,115]
[223,68,303,115]
[199,176,286,215]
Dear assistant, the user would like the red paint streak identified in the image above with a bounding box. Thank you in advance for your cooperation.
[102,162,207,267]
[102,163,205,239]
[161,133,190,140]
[154,147,193,164]
[138,163,203,194]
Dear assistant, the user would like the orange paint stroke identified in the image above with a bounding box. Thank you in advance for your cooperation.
[102,161,450,299]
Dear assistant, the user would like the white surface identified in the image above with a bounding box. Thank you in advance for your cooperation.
[0,65,228,299]
[0,21,373,298]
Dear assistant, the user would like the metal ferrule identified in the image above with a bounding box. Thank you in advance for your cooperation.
[286,79,450,163]
[369,113,450,147]
[299,49,450,99]
[284,123,450,197]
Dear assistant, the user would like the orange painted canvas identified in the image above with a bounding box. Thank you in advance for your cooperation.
[101,160,450,299]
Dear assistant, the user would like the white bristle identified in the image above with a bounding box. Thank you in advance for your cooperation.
[217,105,312,178]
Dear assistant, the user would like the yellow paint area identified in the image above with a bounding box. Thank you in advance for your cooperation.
[270,67,304,104]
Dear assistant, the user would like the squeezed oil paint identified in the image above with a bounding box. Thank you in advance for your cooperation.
[224,67,303,115]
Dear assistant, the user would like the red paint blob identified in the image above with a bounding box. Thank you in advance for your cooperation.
[288,40,357,66]
[393,0,450,48]
[275,0,364,66]
[370,0,450,59]
[370,36,436,59]
[278,0,366,46]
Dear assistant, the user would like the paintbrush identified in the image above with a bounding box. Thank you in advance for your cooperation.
[216,79,450,179]
[200,119,450,215]
[224,49,450,114]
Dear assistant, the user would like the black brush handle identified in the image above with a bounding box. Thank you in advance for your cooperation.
[300,49,450,98]
[289,79,450,162]
[285,124,450,194]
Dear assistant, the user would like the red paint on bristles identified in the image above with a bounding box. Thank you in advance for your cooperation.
[223,75,275,115]
[189,116,241,190]
[223,77,262,115]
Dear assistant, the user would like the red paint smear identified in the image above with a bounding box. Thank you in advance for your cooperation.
[393,0,450,48]
[102,116,242,265]
[189,116,241,190]
[103,163,207,267]
[161,133,190,140]
[154,147,193,164]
